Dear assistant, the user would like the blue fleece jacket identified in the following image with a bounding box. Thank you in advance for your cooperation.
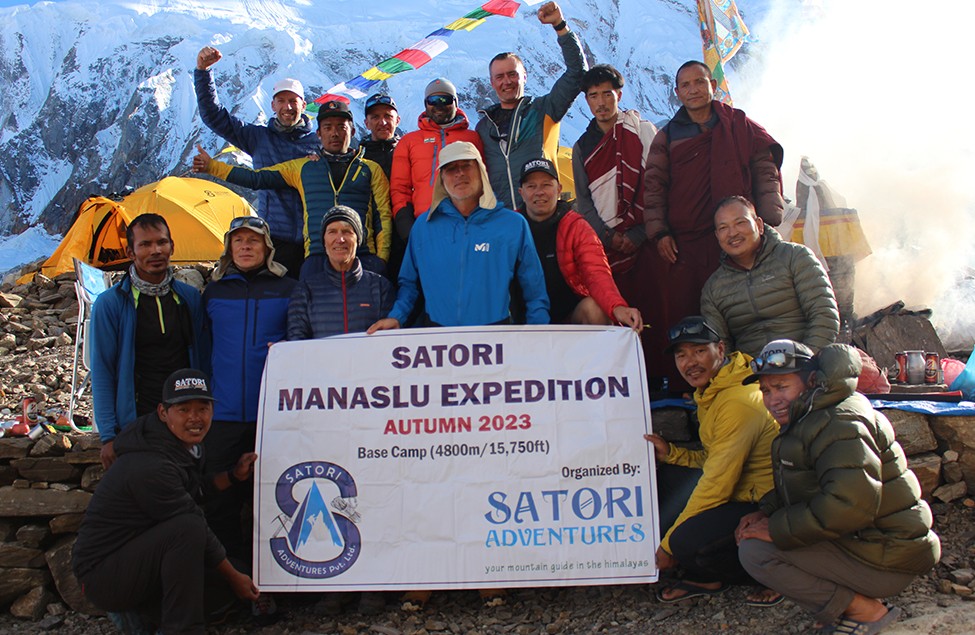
[390,199,550,326]
[89,276,205,442]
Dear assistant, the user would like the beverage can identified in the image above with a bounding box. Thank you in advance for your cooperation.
[894,352,908,384]
[925,353,940,385]
[22,398,38,424]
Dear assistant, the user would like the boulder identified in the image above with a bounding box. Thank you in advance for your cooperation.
[0,567,50,605]
[10,457,82,483]
[934,481,968,503]
[48,514,84,535]
[16,523,51,548]
[0,544,47,568]
[45,537,103,615]
[10,585,55,620]
[0,487,92,517]
[907,453,942,498]
[930,416,975,490]
[0,438,33,460]
[29,434,72,458]
[881,409,938,455]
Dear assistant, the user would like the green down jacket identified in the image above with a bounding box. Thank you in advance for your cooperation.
[701,226,839,359]
[759,344,941,575]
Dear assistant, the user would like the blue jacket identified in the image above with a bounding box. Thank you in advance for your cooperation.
[476,31,587,209]
[287,259,394,340]
[89,276,205,442]
[203,268,296,422]
[194,68,321,244]
[390,200,550,326]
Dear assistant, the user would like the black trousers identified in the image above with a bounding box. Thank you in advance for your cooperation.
[203,421,256,563]
[80,514,209,635]
[668,501,759,585]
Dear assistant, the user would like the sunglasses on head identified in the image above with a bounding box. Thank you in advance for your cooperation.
[667,320,719,343]
[750,350,812,374]
[365,94,394,110]
[230,216,269,231]
[425,94,455,107]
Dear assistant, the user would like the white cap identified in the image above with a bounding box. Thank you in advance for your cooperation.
[272,78,305,99]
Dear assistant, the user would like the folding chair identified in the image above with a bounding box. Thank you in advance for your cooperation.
[67,258,112,432]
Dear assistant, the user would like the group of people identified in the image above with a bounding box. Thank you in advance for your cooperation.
[69,2,938,633]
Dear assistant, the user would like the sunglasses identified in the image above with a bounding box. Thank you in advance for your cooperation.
[750,350,812,374]
[365,94,395,110]
[667,320,719,343]
[230,216,269,231]
[425,94,455,107]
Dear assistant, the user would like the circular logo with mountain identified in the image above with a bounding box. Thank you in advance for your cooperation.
[269,461,361,578]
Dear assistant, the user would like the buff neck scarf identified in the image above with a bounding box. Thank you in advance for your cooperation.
[129,264,173,297]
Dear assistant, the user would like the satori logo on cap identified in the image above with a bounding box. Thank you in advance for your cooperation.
[162,369,215,405]
[519,158,559,184]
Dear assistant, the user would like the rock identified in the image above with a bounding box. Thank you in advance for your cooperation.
[907,453,942,498]
[945,450,960,463]
[652,407,693,442]
[882,410,938,455]
[934,481,968,503]
[16,523,51,548]
[69,435,102,452]
[953,584,974,597]
[10,457,82,482]
[37,614,65,630]
[0,293,24,309]
[930,416,975,490]
[0,567,50,605]
[63,449,101,465]
[0,486,92,516]
[950,569,975,585]
[45,536,104,615]
[28,434,72,458]
[0,438,34,460]
[0,544,47,568]
[49,513,85,535]
[945,462,966,484]
[12,479,30,489]
[10,585,55,620]
[80,465,104,491]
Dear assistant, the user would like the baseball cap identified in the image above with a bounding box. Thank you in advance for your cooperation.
[317,99,353,122]
[365,93,398,115]
[425,78,457,100]
[161,369,215,405]
[664,316,721,354]
[320,205,363,245]
[272,78,305,99]
[743,340,815,384]
[520,158,559,184]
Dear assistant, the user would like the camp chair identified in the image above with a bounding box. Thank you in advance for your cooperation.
[68,258,111,432]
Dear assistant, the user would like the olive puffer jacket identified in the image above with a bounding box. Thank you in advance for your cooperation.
[760,344,941,575]
[700,227,839,358]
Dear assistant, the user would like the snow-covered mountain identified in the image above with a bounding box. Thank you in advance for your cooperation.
[1,0,762,252]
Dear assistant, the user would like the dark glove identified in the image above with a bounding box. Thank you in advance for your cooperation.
[394,203,417,241]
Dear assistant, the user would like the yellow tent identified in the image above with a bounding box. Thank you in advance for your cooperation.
[38,176,256,278]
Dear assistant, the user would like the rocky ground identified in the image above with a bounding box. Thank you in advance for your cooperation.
[2,269,975,634]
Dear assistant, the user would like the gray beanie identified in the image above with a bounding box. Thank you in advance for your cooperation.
[320,205,363,245]
[425,78,457,100]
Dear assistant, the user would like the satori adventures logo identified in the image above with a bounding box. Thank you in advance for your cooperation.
[270,461,361,579]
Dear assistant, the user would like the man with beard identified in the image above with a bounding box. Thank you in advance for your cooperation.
[195,46,320,277]
[90,214,206,470]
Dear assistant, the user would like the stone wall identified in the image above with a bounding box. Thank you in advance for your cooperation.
[0,433,103,627]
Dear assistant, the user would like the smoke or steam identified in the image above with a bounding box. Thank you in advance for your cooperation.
[733,1,975,350]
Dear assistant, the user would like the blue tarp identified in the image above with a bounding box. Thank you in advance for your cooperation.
[869,400,975,416]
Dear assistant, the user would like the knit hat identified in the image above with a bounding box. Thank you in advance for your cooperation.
[320,205,363,246]
[429,141,497,214]
[212,216,288,281]
[425,78,457,100]
[743,339,816,384]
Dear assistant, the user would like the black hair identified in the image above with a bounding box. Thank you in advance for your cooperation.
[581,64,625,93]
[675,60,713,87]
[125,213,171,249]
[713,195,756,216]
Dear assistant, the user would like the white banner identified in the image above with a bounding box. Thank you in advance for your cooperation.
[254,325,658,591]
